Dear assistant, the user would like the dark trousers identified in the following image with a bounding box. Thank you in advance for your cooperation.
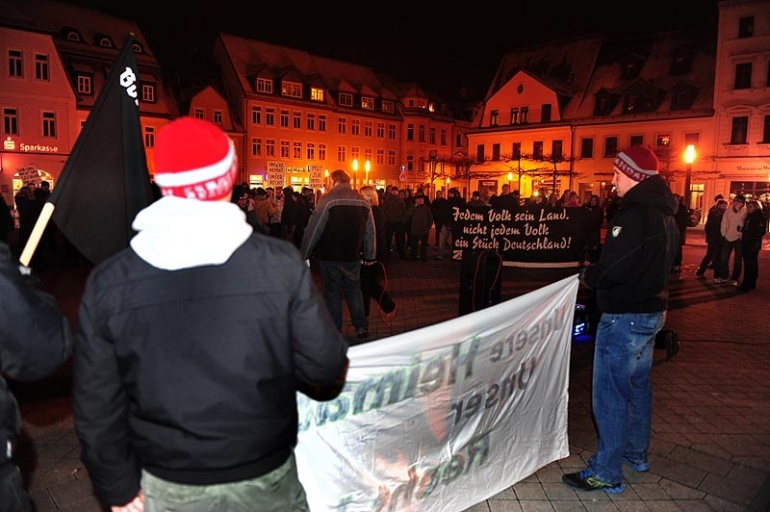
[697,240,722,275]
[408,233,429,261]
[717,238,742,280]
[741,249,759,289]
[384,221,406,258]
[360,263,396,316]
[0,463,33,512]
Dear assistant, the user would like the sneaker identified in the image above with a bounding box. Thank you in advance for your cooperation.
[713,278,726,284]
[562,470,624,494]
[728,280,739,286]
[622,457,650,472]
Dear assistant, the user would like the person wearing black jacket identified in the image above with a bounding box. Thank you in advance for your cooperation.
[1,242,72,511]
[739,200,767,291]
[696,199,728,279]
[563,147,678,494]
[73,118,348,512]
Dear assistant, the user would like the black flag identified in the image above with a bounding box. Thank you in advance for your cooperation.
[49,34,154,266]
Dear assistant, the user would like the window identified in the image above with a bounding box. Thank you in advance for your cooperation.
[351,147,360,162]
[440,129,447,146]
[311,87,324,102]
[388,124,396,140]
[251,138,262,156]
[735,63,752,89]
[8,50,22,78]
[604,136,618,157]
[265,108,275,126]
[476,144,485,162]
[351,119,360,136]
[533,141,544,159]
[280,110,289,128]
[490,110,499,126]
[194,108,205,119]
[339,93,354,107]
[407,124,414,141]
[510,108,519,125]
[762,115,770,143]
[739,16,754,38]
[364,148,372,162]
[282,81,302,98]
[307,114,315,131]
[338,117,347,134]
[319,144,327,161]
[319,115,327,132]
[492,143,501,161]
[364,121,372,137]
[42,112,56,138]
[35,54,49,81]
[97,36,113,48]
[256,78,273,94]
[266,139,275,157]
[429,127,436,145]
[213,110,223,124]
[307,143,315,160]
[621,60,642,80]
[513,142,522,160]
[3,108,19,135]
[144,126,155,148]
[131,42,144,54]
[293,142,302,159]
[406,155,414,171]
[251,106,262,124]
[730,116,749,144]
[382,101,395,114]
[388,150,396,166]
[541,104,552,123]
[684,133,699,146]
[337,145,346,163]
[377,123,385,139]
[580,138,593,158]
[77,74,93,95]
[280,141,290,158]
[551,140,563,159]
[361,96,374,110]
[142,83,156,103]
[293,112,301,129]
[418,125,425,142]
[376,149,384,165]
[671,84,696,110]
[630,135,644,146]
[656,134,671,146]
[521,107,529,124]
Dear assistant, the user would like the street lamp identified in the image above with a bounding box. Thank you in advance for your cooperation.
[352,158,359,189]
[508,172,513,190]
[365,159,370,186]
[324,169,329,191]
[683,144,697,209]
[428,149,438,198]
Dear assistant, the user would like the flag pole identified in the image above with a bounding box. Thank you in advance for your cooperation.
[19,202,55,267]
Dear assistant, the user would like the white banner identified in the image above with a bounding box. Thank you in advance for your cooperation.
[296,274,579,512]
[267,161,285,189]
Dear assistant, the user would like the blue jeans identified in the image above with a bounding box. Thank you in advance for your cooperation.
[588,311,665,484]
[318,260,368,333]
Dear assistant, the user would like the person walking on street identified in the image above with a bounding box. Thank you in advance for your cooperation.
[405,193,434,262]
[300,169,376,339]
[715,194,746,285]
[73,118,349,512]
[563,146,678,494]
[1,242,73,512]
[696,199,727,279]
[739,200,767,291]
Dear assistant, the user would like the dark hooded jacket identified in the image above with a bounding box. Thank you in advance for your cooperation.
[580,175,678,313]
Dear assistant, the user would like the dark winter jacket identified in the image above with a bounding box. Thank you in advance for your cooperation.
[1,242,72,464]
[73,197,348,507]
[704,207,725,246]
[741,208,767,254]
[580,175,678,314]
[300,182,375,262]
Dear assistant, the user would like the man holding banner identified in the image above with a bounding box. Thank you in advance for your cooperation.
[563,146,678,493]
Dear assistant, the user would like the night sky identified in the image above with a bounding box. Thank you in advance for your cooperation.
[59,0,719,99]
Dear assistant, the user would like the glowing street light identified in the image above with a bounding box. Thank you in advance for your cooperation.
[683,144,697,209]
[365,159,371,185]
[352,158,359,189]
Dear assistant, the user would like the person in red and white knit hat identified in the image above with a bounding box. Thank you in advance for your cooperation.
[73,117,348,512]
[563,146,679,494]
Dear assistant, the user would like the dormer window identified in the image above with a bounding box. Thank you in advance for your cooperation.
[310,87,324,102]
[339,92,354,107]
[670,83,697,111]
[361,96,374,110]
[63,28,82,42]
[282,81,302,99]
[95,35,114,48]
[256,78,273,94]
[381,100,394,113]
[620,57,643,80]
[428,102,436,113]
[131,42,144,54]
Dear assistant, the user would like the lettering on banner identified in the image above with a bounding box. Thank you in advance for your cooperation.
[451,205,587,264]
[267,161,285,188]
[308,165,324,190]
[16,165,40,183]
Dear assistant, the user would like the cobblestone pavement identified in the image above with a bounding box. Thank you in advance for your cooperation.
[12,229,770,511]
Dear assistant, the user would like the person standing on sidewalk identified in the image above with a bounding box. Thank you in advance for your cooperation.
[739,200,767,291]
[73,118,349,512]
[696,199,728,279]
[715,194,746,285]
[1,242,73,512]
[563,146,678,494]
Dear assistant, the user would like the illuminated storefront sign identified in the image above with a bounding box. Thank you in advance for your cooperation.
[3,137,60,153]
